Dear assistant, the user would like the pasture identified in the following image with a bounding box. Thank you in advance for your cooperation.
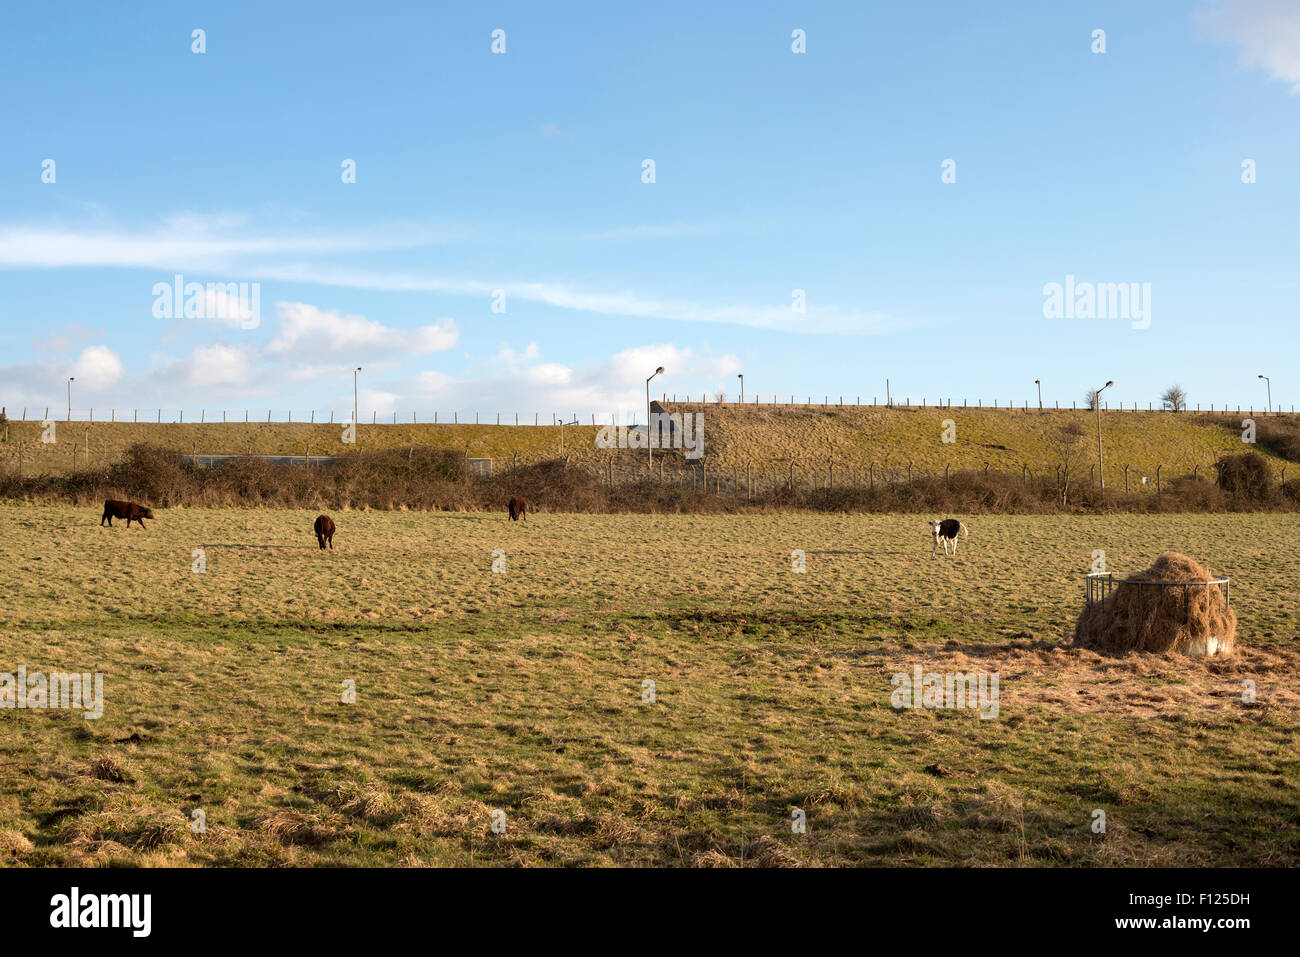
[0,505,1297,866]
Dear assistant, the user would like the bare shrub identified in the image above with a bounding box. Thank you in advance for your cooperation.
[1160,385,1187,412]
[1214,451,1275,504]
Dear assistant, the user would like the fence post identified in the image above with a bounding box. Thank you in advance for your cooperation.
[1156,465,1162,496]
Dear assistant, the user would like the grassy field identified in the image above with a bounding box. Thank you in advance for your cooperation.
[0,405,1291,477]
[0,505,1297,866]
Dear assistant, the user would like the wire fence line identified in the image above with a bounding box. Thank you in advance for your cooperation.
[0,396,1296,425]
[566,459,1294,495]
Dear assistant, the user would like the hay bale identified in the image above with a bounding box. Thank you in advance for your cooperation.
[1073,552,1236,656]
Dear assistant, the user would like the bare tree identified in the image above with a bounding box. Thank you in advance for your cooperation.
[1161,384,1187,412]
[1084,389,1101,411]
[1047,422,1087,504]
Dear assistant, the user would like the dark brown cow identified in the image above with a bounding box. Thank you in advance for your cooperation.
[101,499,154,529]
[508,496,527,521]
[314,514,335,550]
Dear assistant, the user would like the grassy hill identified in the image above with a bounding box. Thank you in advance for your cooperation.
[0,404,1292,478]
[0,419,605,476]
[660,404,1292,475]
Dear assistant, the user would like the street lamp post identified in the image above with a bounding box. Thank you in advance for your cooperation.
[1095,380,1114,490]
[66,377,74,423]
[1034,379,1042,411]
[1259,374,1271,414]
[647,366,664,466]
[738,373,744,403]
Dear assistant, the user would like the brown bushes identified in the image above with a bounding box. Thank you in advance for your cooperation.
[0,443,1296,514]
[1073,553,1236,656]
[1214,451,1276,503]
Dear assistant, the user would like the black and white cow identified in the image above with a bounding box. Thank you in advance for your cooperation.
[929,518,969,557]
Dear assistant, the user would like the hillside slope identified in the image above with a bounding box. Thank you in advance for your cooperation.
[660,404,1287,474]
[0,404,1289,477]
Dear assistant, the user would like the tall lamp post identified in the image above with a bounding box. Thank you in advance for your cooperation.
[646,366,664,466]
[66,377,74,423]
[1259,374,1271,414]
[1095,380,1114,490]
[1034,379,1042,411]
[353,367,362,427]
[737,373,744,403]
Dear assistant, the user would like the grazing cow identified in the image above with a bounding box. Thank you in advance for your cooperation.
[101,500,154,529]
[508,496,527,521]
[929,518,969,557]
[314,514,335,550]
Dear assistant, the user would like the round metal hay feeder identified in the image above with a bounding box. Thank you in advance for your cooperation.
[1084,571,1231,657]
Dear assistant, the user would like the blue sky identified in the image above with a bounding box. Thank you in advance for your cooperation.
[1,0,1297,421]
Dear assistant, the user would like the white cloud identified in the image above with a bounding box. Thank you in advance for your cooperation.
[0,221,446,271]
[526,362,573,385]
[360,390,401,415]
[379,342,742,423]
[266,302,459,359]
[1203,0,1300,93]
[494,342,541,366]
[69,345,125,390]
[0,213,903,337]
[414,370,454,395]
[181,344,253,387]
[200,286,257,328]
[256,265,900,335]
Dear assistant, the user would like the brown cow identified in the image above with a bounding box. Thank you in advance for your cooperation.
[101,499,154,529]
[508,496,527,521]
[314,514,335,550]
